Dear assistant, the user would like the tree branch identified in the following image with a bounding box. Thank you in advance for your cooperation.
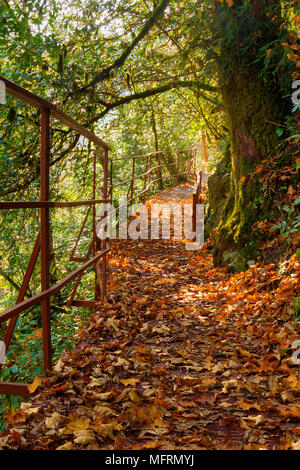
[90,80,217,120]
[0,267,21,292]
[78,0,171,93]
[2,133,80,197]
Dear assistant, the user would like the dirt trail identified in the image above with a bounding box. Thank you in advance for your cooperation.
[1,184,300,450]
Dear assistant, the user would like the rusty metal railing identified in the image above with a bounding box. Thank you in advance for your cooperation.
[0,77,111,396]
[192,171,203,236]
[110,148,198,211]
[0,78,208,397]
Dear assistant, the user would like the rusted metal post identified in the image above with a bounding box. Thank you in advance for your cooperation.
[130,157,135,201]
[110,159,113,202]
[199,170,202,200]
[158,151,162,190]
[93,152,97,254]
[101,148,109,298]
[192,193,197,236]
[93,152,101,301]
[192,170,202,241]
[143,156,148,203]
[148,154,152,199]
[40,107,52,373]
[202,135,208,171]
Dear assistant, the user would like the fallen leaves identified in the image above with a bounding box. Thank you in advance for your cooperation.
[73,430,96,446]
[280,406,300,419]
[119,378,140,387]
[1,185,300,450]
[222,379,239,394]
[45,412,65,430]
[28,376,42,394]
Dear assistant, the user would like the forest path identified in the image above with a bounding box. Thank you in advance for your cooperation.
[148,180,196,202]
[2,184,300,450]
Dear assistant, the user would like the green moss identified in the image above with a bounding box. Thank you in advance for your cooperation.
[294,297,300,321]
[213,62,289,270]
[205,145,231,238]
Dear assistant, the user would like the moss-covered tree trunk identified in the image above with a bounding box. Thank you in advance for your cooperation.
[211,0,292,270]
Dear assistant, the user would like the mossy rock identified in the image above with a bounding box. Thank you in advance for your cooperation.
[221,248,249,272]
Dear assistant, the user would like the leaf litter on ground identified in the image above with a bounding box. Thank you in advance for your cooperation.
[1,183,300,450]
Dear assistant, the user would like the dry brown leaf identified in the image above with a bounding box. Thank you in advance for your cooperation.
[120,378,140,386]
[222,379,239,393]
[28,376,42,394]
[73,430,96,445]
[56,441,73,450]
[45,412,65,429]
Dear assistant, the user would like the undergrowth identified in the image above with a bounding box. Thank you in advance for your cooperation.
[0,304,91,431]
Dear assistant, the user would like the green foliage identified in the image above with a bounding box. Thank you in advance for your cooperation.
[276,113,300,143]
[0,0,298,427]
[212,0,297,93]
[294,296,300,321]
[272,196,300,242]
[0,303,92,430]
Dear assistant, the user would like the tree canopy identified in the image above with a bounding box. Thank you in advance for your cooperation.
[0,0,298,196]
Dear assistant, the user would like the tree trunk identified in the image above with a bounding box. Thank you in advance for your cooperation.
[211,0,292,270]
